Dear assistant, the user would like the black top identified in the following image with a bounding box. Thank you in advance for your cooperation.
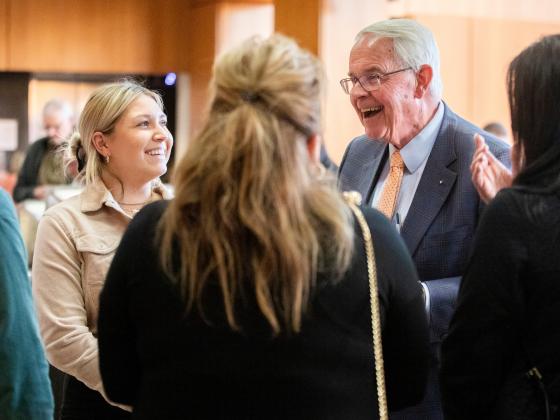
[440,188,560,419]
[98,201,429,420]
[13,137,49,202]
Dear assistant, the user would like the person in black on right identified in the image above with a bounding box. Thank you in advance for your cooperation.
[441,34,560,419]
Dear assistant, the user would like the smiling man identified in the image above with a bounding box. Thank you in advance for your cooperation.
[338,19,510,420]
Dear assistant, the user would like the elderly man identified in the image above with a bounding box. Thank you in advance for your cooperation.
[13,99,74,202]
[338,19,511,419]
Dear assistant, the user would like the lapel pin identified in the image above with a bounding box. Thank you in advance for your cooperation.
[439,180,444,185]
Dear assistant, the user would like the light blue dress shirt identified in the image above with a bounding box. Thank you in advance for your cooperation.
[371,102,445,227]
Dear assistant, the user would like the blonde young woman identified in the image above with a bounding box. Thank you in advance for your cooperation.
[98,36,429,419]
[32,81,173,420]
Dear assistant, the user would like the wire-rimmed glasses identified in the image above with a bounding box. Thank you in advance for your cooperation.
[340,67,413,94]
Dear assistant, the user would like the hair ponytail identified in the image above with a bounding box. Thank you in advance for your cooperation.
[159,35,354,334]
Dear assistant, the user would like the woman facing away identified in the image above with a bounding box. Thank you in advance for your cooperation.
[441,34,560,419]
[98,35,430,420]
[32,80,173,420]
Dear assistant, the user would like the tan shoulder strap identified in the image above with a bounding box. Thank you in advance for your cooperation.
[343,191,388,420]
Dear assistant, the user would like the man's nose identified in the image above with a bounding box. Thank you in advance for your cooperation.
[350,81,369,97]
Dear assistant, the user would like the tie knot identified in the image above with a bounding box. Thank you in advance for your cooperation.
[390,150,404,169]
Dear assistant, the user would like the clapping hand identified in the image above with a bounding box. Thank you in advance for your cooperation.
[470,133,512,203]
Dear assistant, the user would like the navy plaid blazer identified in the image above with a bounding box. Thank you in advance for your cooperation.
[338,104,511,281]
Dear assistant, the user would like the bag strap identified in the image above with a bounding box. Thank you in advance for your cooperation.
[514,293,555,419]
[344,191,388,420]
[523,346,555,420]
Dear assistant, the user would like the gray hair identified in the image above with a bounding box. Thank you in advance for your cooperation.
[43,99,74,120]
[356,19,443,98]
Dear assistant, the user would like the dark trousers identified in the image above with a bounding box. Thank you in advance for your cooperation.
[61,375,131,420]
[49,365,66,420]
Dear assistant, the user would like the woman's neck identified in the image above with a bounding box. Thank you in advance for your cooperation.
[101,172,153,205]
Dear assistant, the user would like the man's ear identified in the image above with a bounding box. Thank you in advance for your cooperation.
[306,133,321,164]
[92,132,110,158]
[414,64,433,98]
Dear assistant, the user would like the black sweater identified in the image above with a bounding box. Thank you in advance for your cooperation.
[441,188,560,419]
[98,201,429,420]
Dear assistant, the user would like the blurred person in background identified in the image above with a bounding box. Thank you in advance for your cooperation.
[442,34,560,419]
[32,81,173,420]
[0,188,53,420]
[97,35,429,420]
[13,99,74,203]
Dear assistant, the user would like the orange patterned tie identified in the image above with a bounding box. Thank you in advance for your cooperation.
[377,150,405,219]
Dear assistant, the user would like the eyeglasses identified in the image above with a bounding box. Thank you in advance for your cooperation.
[339,67,413,94]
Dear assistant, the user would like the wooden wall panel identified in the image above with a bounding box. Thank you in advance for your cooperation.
[274,0,320,54]
[8,0,190,73]
[320,0,388,163]
[186,2,274,140]
[416,15,472,123]
[188,2,218,137]
[149,0,191,73]
[471,19,560,135]
[216,3,273,56]
[0,0,7,69]
[192,0,271,5]
[404,14,560,140]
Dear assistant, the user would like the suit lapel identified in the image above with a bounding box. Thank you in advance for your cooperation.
[401,108,458,256]
[348,139,387,203]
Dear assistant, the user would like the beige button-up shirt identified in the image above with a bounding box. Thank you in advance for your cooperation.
[32,178,171,404]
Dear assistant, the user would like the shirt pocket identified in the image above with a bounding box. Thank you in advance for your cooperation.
[75,233,120,331]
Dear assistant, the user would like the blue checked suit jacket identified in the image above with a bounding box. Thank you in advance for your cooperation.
[338,104,511,419]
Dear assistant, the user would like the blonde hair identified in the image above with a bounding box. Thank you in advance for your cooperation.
[67,80,163,185]
[159,35,354,334]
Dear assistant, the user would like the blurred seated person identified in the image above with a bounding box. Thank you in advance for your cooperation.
[32,81,173,420]
[483,121,509,143]
[98,35,430,420]
[13,99,74,203]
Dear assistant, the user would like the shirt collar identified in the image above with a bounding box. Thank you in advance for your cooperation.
[80,177,172,213]
[389,101,444,173]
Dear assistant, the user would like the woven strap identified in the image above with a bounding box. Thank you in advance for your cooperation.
[343,191,388,420]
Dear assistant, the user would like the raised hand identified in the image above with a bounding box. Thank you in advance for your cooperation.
[470,133,512,203]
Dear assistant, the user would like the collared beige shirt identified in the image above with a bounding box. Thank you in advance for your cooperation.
[32,178,171,405]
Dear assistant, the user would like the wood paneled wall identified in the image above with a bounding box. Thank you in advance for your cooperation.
[0,0,274,143]
[418,15,560,142]
[3,0,559,158]
[2,0,190,73]
[188,1,219,136]
[0,0,7,69]
[274,0,560,161]
[274,0,320,54]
